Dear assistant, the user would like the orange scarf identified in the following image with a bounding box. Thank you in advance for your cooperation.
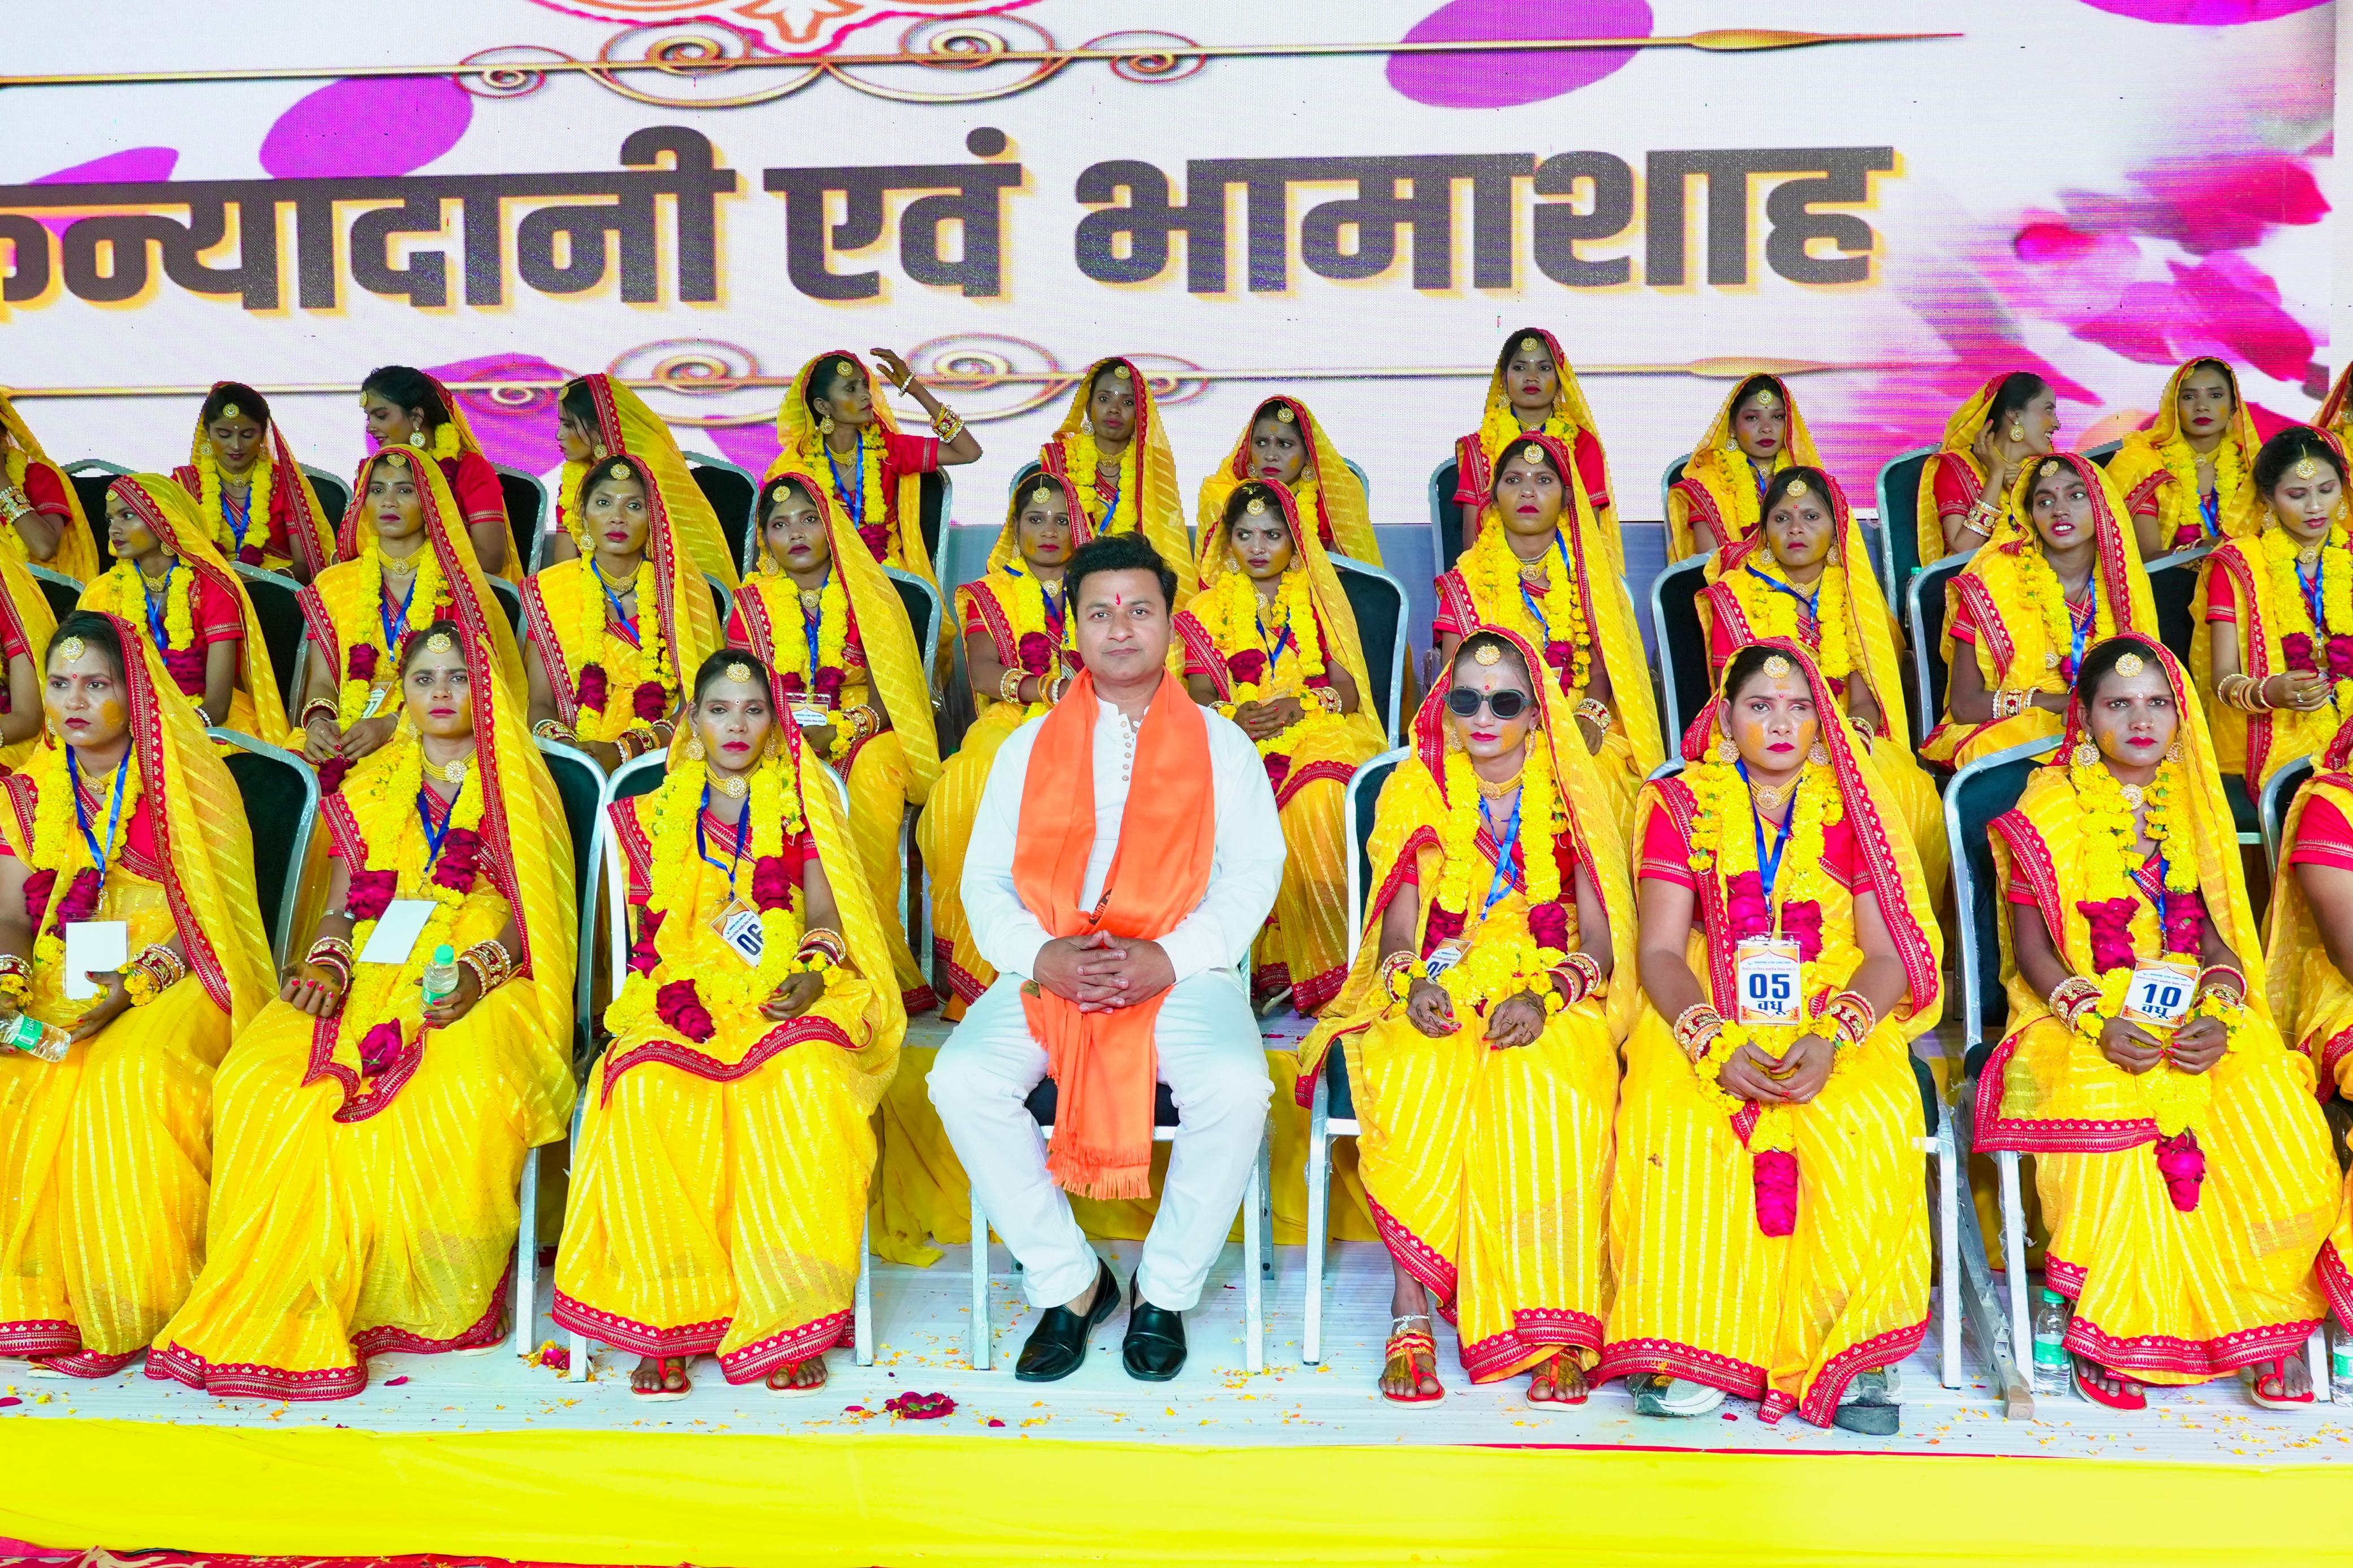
[1013,669,1216,1199]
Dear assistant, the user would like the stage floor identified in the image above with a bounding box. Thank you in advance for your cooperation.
[11,1233,2347,1466]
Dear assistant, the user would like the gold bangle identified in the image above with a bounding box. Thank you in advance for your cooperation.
[998,667,1027,705]
[1575,697,1611,728]
[301,697,341,729]
[931,405,964,443]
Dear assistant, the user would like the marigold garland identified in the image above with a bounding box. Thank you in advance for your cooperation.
[338,543,448,727]
[1392,748,1574,1017]
[1477,405,1583,474]
[988,565,1072,715]
[1061,429,1139,534]
[764,568,855,761]
[2010,541,2113,686]
[1733,558,1851,683]
[18,741,145,987]
[85,558,196,662]
[804,431,890,554]
[2258,522,2353,716]
[570,556,670,744]
[191,442,274,561]
[1197,564,1329,760]
[2158,432,2246,546]
[1708,446,1784,542]
[1458,520,1592,693]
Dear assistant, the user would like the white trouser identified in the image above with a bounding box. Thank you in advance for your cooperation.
[929,969,1273,1312]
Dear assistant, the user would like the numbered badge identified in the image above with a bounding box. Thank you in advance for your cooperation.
[1423,943,1466,979]
[2121,959,2197,1031]
[1734,936,1803,1027]
[709,899,765,967]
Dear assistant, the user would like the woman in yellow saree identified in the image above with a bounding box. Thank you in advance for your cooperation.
[1177,480,1386,1014]
[0,611,273,1375]
[1433,431,1661,824]
[555,373,739,589]
[1449,328,1615,560]
[1037,357,1194,599]
[2190,425,2352,792]
[1666,374,1824,561]
[1194,395,1380,564]
[151,617,576,1397]
[2108,358,2260,559]
[0,550,55,774]
[523,454,721,772]
[292,449,523,781]
[1917,372,2061,564]
[1295,625,1634,1406]
[1922,452,2158,769]
[1698,466,1946,901]
[169,381,337,581]
[1602,638,1943,1432]
[554,651,900,1398]
[84,476,287,737]
[0,386,100,580]
[762,349,979,588]
[727,470,940,1014]
[917,472,1087,1020]
[360,367,512,579]
[1980,634,2334,1409]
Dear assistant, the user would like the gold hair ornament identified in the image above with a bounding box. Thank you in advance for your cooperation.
[2115,651,2145,677]
[1786,478,1809,498]
[1472,643,1503,666]
[725,662,753,684]
[1762,653,1792,679]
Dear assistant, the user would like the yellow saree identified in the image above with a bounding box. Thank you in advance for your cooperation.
[1697,471,1946,901]
[1601,638,1945,1426]
[1432,429,1662,824]
[2188,497,2352,788]
[561,373,739,590]
[1194,395,1380,565]
[1921,453,2158,768]
[764,351,940,588]
[1295,625,1636,1383]
[1038,356,1195,600]
[554,693,902,1383]
[0,615,273,1373]
[171,384,338,578]
[1450,328,1619,564]
[728,467,940,1014]
[1981,637,2334,1383]
[151,617,576,1397]
[1666,375,1824,562]
[0,550,55,773]
[2106,359,2260,557]
[0,388,100,582]
[1915,373,2019,569]
[1176,480,1385,1013]
[81,476,288,742]
[520,459,721,747]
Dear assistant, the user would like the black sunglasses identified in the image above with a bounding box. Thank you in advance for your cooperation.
[1446,688,1530,720]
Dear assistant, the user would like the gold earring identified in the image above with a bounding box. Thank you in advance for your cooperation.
[1079,413,1093,435]
[1808,741,1830,766]
[2007,422,2026,442]
[591,442,608,460]
[764,731,782,759]
[817,413,834,436]
[1715,738,1738,763]
[685,736,705,762]
[2164,740,2182,763]
[2072,742,2099,768]
[407,430,426,449]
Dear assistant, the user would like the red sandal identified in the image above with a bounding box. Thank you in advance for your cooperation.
[632,1355,692,1401]
[2249,1358,2316,1409]
[2071,1355,2145,1411]
[1527,1351,1588,1408]
[1381,1314,1445,1405]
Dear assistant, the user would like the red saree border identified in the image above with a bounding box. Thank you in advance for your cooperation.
[2045,1249,2322,1379]
[1291,960,1348,1016]
[1457,1308,1602,1384]
[933,935,988,1005]
[1970,1027,2160,1153]
[598,1015,857,1105]
[145,1340,366,1403]
[2317,1238,2353,1332]
[0,1319,87,1362]
[1671,476,1725,544]
[1275,757,1355,811]
[713,1308,852,1385]
[35,1345,140,1377]
[352,1258,511,1360]
[1591,1336,1769,1402]
[550,1289,729,1358]
[1790,1314,1928,1428]
[1365,1192,1460,1320]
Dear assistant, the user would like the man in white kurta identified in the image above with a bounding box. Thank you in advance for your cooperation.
[930,535,1282,1382]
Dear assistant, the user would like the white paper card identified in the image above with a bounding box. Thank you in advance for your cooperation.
[2123,963,2196,1030]
[1734,937,1803,1026]
[63,921,128,1000]
[359,900,437,966]
[792,705,831,729]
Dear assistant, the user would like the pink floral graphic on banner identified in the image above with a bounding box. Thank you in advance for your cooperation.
[423,354,580,473]
[260,77,473,180]
[523,0,1037,54]
[1389,0,1652,107]
[2078,0,2324,21]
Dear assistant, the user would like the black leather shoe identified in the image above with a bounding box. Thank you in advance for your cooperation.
[1014,1258,1119,1383]
[1122,1281,1187,1381]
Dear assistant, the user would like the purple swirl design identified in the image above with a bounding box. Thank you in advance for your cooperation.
[260,77,473,180]
[1389,0,1652,108]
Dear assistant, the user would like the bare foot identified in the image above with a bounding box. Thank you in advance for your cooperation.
[2071,1353,2141,1405]
[631,1355,690,1397]
[2249,1355,2313,1406]
[1381,1314,1442,1401]
[768,1357,828,1394]
[1528,1351,1587,1405]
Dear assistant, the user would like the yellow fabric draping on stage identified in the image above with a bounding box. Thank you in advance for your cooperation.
[1,1419,2348,1568]
[870,1044,1377,1265]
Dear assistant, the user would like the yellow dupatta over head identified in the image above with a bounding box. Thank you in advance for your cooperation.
[1195,395,1379,564]
[182,383,339,576]
[5,611,275,1030]
[1915,372,2018,568]
[1040,356,1194,598]
[961,469,1091,722]
[90,474,288,740]
[0,387,100,582]
[1293,623,1640,1099]
[2264,710,2353,1083]
[738,466,939,806]
[765,350,936,586]
[1670,374,1824,559]
[564,373,739,590]
[330,449,527,708]
[1701,468,1910,744]
[2106,358,2261,550]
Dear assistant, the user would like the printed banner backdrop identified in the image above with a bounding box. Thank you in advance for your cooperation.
[0,1,2335,546]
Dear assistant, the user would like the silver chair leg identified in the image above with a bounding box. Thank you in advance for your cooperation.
[1303,1078,1330,1366]
[854,1212,876,1367]
[969,1184,992,1371]
[511,1147,538,1362]
[1999,1149,2030,1390]
[1243,1128,1265,1374]
[1259,1113,1274,1277]
[1935,1126,1962,1389]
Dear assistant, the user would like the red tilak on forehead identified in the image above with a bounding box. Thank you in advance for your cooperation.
[1114,591,1124,607]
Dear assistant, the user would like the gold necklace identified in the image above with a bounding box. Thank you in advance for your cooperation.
[138,563,173,592]
[1750,774,1799,814]
[713,772,749,798]
[1473,766,1523,801]
[591,559,638,595]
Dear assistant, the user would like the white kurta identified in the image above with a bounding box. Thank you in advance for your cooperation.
[932,692,1285,1312]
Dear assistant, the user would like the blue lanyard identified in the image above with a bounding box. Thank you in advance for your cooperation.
[2199,488,2221,542]
[593,563,640,650]
[1003,564,1065,644]
[2145,849,2174,949]
[1516,534,1574,639]
[1743,565,1820,632]
[825,443,864,530]
[65,748,130,904]
[140,565,175,651]
[2300,554,2328,632]
[1098,472,1121,534]
[415,785,456,868]
[1736,761,1795,921]
[1477,793,1524,916]
[695,787,749,901]
[222,483,252,550]
[1257,606,1296,669]
[379,567,420,655]
[2067,591,2095,677]
[803,568,829,679]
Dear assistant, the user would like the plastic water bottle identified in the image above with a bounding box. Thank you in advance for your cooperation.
[420,944,460,1010]
[0,1012,69,1063]
[2030,1288,2071,1396]
[2332,1323,2353,1403]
